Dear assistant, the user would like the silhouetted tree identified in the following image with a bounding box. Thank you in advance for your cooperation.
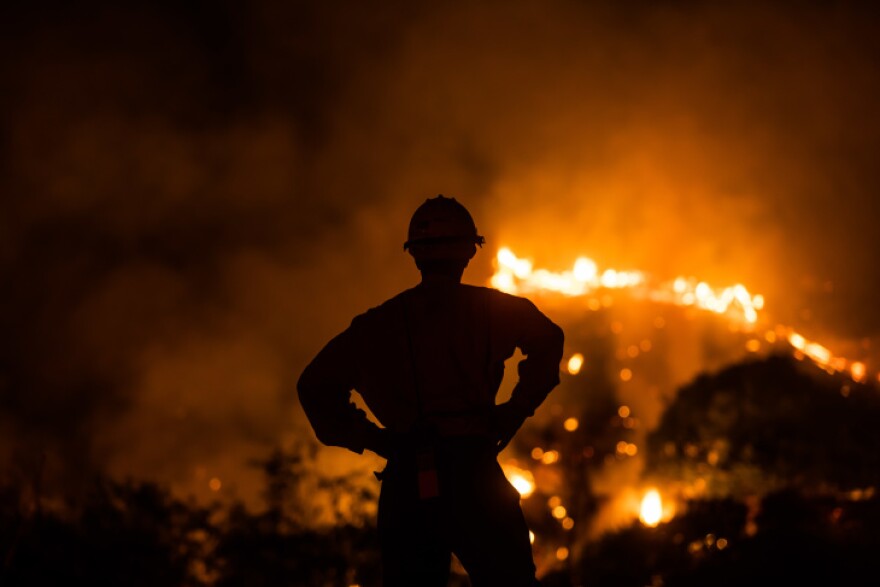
[1,477,215,586]
[643,353,880,496]
[213,441,381,587]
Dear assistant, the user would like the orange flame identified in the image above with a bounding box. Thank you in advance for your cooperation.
[639,489,663,527]
[502,463,536,498]
[491,247,872,381]
[566,353,584,375]
[492,247,761,324]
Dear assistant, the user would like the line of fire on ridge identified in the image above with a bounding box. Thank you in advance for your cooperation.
[489,247,871,384]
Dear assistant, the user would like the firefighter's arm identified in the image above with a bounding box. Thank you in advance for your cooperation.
[507,298,565,417]
[297,329,391,457]
[492,297,564,451]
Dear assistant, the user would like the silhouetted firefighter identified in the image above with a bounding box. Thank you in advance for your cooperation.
[298,195,564,586]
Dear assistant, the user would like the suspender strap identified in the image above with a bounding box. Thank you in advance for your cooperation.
[401,293,424,421]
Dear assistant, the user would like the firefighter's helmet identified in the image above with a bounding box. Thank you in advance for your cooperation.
[403,195,485,256]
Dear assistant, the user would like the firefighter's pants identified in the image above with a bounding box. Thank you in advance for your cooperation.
[377,436,541,587]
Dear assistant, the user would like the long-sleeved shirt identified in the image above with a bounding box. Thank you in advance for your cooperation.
[297,282,564,454]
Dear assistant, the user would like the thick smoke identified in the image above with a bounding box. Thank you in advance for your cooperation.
[1,0,878,507]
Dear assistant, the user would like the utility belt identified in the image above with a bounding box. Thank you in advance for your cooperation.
[401,420,442,500]
[376,421,495,501]
[373,421,441,499]
[419,406,495,437]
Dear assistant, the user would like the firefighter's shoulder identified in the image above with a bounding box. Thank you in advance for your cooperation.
[348,288,416,329]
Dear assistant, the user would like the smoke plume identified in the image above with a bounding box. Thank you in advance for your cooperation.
[2,0,878,506]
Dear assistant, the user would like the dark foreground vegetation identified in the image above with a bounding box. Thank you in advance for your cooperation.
[3,473,879,587]
[3,354,879,586]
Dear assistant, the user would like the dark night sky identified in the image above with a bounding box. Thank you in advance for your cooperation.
[2,0,879,505]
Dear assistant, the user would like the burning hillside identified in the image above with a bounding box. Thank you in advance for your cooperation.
[3,1,880,583]
[487,246,879,576]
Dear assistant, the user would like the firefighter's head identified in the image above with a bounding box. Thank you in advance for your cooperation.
[404,195,484,275]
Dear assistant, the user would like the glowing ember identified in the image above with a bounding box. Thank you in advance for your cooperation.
[566,353,584,375]
[640,489,663,527]
[502,464,536,498]
[851,361,866,382]
[615,442,638,457]
[541,450,560,465]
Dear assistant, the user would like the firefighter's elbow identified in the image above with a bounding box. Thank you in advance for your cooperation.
[296,369,320,409]
[314,427,362,454]
[296,366,312,395]
[295,379,310,407]
[311,427,334,448]
[302,415,335,448]
[554,322,564,343]
[550,322,565,352]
